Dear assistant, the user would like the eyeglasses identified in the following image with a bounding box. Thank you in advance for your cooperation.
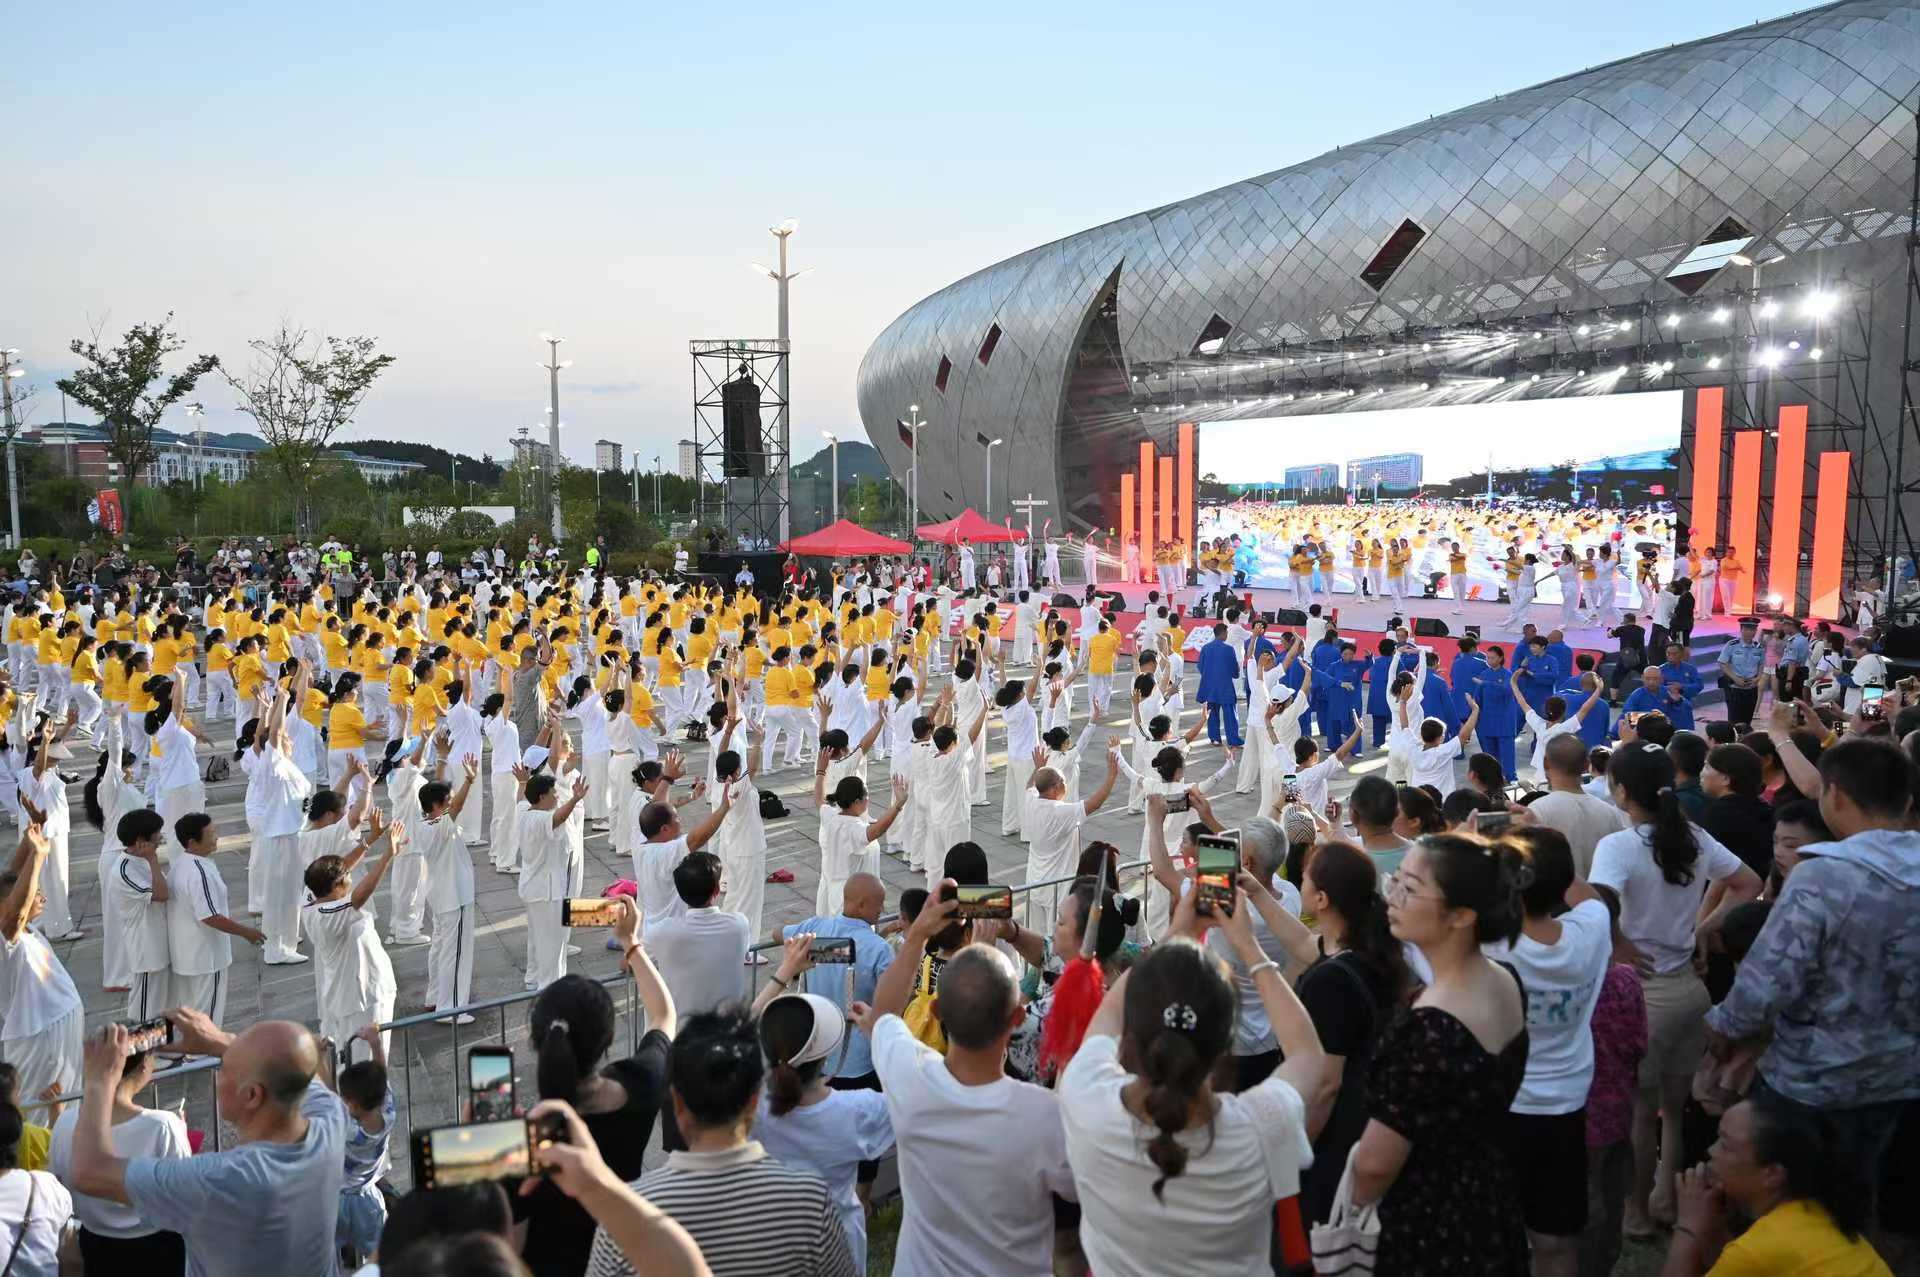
[1383,873,1445,907]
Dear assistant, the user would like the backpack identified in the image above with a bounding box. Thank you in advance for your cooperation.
[202,753,231,783]
[758,790,789,820]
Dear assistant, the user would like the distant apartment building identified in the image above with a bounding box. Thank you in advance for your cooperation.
[595,439,623,471]
[26,423,425,485]
[1345,452,1424,491]
[512,436,554,469]
[678,438,698,480]
[1284,463,1341,491]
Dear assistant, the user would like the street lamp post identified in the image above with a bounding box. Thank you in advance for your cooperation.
[537,334,571,541]
[984,437,1003,519]
[751,220,809,545]
[822,431,840,524]
[653,455,662,517]
[905,403,924,533]
[0,350,21,549]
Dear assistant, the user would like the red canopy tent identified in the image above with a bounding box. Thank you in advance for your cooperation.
[777,519,913,557]
[915,508,1028,545]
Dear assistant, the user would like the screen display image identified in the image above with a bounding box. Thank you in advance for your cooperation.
[1193,390,1681,603]
[423,1119,532,1188]
[469,1052,515,1122]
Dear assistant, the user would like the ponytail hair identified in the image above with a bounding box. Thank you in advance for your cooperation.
[529,976,617,1103]
[81,748,135,830]
[1303,840,1412,1007]
[1608,741,1699,885]
[758,996,822,1118]
[1120,940,1233,1200]
[329,672,362,704]
[1150,745,1184,783]
[565,676,591,710]
[234,716,261,759]
[1064,877,1140,963]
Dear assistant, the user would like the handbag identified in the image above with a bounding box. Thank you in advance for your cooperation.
[1309,1147,1380,1275]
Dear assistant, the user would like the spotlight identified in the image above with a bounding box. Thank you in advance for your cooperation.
[1802,291,1836,318]
[1374,348,1385,357]
[1618,320,1634,332]
[1662,361,1674,373]
[1422,343,1432,351]
[1577,324,1591,336]
[1787,339,1801,351]
[1810,346,1824,359]
[1420,382,1431,390]
[1614,365,1629,376]
[1758,347,1783,367]
[1665,313,1681,327]
[1707,356,1723,369]
[1532,331,1543,339]
[1760,299,1780,318]
[1766,592,1784,609]
[1529,373,1540,382]
[1712,308,1731,323]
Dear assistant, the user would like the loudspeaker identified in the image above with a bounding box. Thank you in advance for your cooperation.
[1270,607,1308,627]
[1413,617,1450,638]
[721,368,765,478]
[1093,589,1126,612]
[1884,623,1920,661]
[1051,592,1079,609]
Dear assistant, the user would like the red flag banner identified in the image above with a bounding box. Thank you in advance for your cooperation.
[96,489,124,536]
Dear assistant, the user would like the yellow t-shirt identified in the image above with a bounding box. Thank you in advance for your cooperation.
[234,652,267,700]
[70,650,99,686]
[864,664,891,702]
[265,625,292,664]
[102,660,128,705]
[764,666,796,708]
[1089,629,1122,675]
[410,682,448,732]
[151,636,181,676]
[656,646,683,689]
[388,665,415,707]
[627,682,655,726]
[34,629,60,665]
[329,701,369,749]
[1705,1199,1892,1277]
[127,676,160,715]
[206,643,234,675]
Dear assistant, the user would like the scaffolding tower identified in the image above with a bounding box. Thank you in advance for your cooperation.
[691,339,789,550]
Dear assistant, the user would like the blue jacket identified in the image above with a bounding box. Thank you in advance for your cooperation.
[1557,675,1611,748]
[1450,653,1490,724]
[1515,650,1563,708]
[1622,684,1695,732]
[1197,639,1240,704]
[1657,659,1703,701]
[1327,657,1369,723]
[1422,670,1460,738]
[1546,640,1576,675]
[1474,666,1521,737]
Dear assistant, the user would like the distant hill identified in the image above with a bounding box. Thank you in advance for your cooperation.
[792,438,892,482]
[351,439,504,485]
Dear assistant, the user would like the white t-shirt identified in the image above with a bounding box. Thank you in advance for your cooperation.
[107,856,171,976]
[643,907,750,1016]
[1521,712,1582,781]
[753,1089,895,1274]
[871,1014,1075,1277]
[417,815,474,914]
[151,719,199,792]
[304,897,395,1019]
[1528,791,1628,879]
[1485,898,1614,1113]
[16,771,67,838]
[1406,735,1462,792]
[0,930,80,1042]
[632,835,692,930]
[167,853,234,976]
[485,716,520,774]
[1022,793,1085,884]
[1294,754,1345,815]
[0,1169,72,1275]
[49,1106,190,1237]
[1059,1034,1310,1277]
[1589,822,1746,974]
[517,808,574,904]
[257,748,315,837]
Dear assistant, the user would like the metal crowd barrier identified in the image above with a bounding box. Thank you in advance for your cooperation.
[35,858,1151,1181]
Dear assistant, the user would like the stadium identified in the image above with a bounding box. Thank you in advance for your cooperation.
[855,0,1920,619]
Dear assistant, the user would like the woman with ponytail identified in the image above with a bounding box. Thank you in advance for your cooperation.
[522,897,675,1277]
[1590,741,1762,1236]
[67,633,102,738]
[1058,878,1324,1275]
[1293,839,1413,1222]
[83,715,140,993]
[752,986,895,1272]
[1350,832,1533,1274]
[146,671,211,855]
[562,674,613,831]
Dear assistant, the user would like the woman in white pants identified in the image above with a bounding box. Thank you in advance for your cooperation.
[202,630,237,729]
[66,636,104,738]
[81,715,142,992]
[1555,548,1582,630]
[441,679,488,845]
[17,711,83,941]
[604,689,639,860]
[563,677,613,829]
[325,673,385,810]
[251,672,319,965]
[145,673,211,858]
[481,688,522,872]
[516,769,589,990]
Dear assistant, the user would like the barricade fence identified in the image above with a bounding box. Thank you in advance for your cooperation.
[33,859,1150,1187]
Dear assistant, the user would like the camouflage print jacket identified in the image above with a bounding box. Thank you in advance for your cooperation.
[1706,829,1920,1108]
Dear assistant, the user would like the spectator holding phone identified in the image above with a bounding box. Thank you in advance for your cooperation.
[66,1009,349,1277]
[1056,870,1326,1276]
[48,1028,184,1271]
[517,898,675,1277]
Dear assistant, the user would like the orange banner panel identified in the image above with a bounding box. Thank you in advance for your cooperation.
[1809,452,1850,621]
[1768,405,1808,613]
[1138,442,1155,558]
[1158,457,1174,543]
[1119,473,1134,577]
[1177,422,1196,551]
[1690,386,1724,552]
[1728,431,1763,614]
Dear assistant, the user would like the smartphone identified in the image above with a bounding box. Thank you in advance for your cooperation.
[943,884,1014,920]
[560,897,620,928]
[1163,791,1192,814]
[124,1016,174,1054]
[1281,773,1300,804]
[1861,685,1886,720]
[410,1114,568,1190]
[1194,832,1239,917]
[809,936,855,964]
[1474,810,1512,836]
[1623,712,1647,729]
[468,1046,516,1122]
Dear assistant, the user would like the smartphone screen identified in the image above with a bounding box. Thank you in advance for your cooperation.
[124,1016,173,1054]
[1194,833,1239,916]
[809,936,856,964]
[1163,791,1191,814]
[560,897,620,928]
[1475,811,1513,836]
[949,885,1014,920]
[468,1048,516,1122]
[411,1118,535,1190]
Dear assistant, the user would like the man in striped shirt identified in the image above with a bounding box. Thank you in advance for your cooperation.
[585,1009,854,1277]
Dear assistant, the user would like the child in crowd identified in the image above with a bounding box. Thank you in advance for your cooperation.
[335,1025,396,1267]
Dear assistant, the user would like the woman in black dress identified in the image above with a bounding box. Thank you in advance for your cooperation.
[1350,833,1531,1276]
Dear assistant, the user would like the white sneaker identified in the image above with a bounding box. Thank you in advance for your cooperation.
[389,934,433,947]
[565,944,582,956]
[264,951,310,965]
[440,1013,476,1026]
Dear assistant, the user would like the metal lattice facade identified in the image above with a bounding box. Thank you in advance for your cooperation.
[856,1,1920,550]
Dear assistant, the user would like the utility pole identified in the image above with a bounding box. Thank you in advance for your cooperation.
[1,350,23,550]
[654,454,662,517]
[538,335,570,541]
[823,431,840,524]
[631,453,640,507]
[754,220,807,544]
[451,457,460,513]
[905,403,924,534]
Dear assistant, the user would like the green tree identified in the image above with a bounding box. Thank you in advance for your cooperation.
[224,322,395,536]
[55,314,219,518]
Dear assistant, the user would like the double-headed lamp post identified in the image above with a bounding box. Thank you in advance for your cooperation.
[0,350,22,549]
[537,334,571,541]
[984,437,1003,519]
[904,403,924,533]
[822,430,840,524]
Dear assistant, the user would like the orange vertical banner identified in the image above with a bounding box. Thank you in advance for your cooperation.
[1690,386,1723,552]
[1177,422,1196,551]
[1768,405,1808,613]
[1119,473,1134,577]
[1809,452,1850,621]
[1728,431,1763,614]
[1138,442,1155,556]
[1158,457,1174,543]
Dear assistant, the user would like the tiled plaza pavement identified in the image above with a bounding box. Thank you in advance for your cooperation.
[36,656,1387,1184]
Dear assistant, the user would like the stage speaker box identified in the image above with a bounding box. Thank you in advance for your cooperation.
[698,550,782,588]
[1270,607,1308,627]
[1050,592,1079,609]
[721,368,765,478]
[1884,623,1920,661]
[1413,617,1450,638]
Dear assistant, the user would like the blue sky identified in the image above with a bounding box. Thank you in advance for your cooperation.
[9,0,1776,470]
